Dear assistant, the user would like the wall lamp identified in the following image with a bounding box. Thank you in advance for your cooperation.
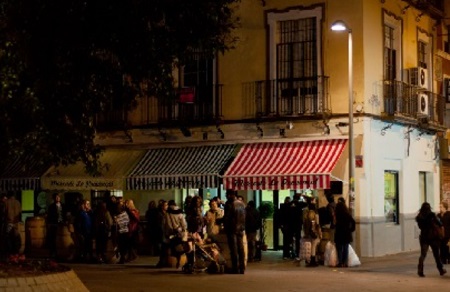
[216,126,225,139]
[416,12,424,22]
[257,124,263,138]
[323,121,330,135]
[279,128,286,137]
[401,5,410,14]
[286,121,294,130]
[159,128,167,141]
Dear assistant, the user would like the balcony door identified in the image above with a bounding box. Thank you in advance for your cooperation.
[179,53,216,122]
[267,6,323,117]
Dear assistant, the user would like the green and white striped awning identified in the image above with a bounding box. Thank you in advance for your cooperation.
[0,156,50,192]
[126,144,236,190]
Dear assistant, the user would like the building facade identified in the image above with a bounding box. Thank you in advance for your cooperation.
[24,0,447,257]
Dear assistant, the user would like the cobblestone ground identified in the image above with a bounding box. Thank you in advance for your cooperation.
[68,251,450,292]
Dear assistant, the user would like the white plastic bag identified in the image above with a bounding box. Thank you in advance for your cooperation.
[347,244,361,267]
[324,241,338,267]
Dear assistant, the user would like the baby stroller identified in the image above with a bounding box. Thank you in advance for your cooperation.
[182,234,226,274]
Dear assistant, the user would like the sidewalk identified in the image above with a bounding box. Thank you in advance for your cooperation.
[69,249,450,292]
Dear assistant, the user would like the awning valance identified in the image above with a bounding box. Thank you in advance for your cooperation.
[0,156,50,191]
[223,139,347,190]
[41,149,145,191]
[127,144,236,190]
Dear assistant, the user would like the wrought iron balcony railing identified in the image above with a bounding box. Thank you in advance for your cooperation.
[382,79,445,126]
[158,84,223,125]
[95,84,223,130]
[242,76,330,119]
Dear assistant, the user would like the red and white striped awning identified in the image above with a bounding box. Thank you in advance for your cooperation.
[223,139,347,190]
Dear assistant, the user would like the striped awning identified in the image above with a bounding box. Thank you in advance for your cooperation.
[0,156,50,192]
[223,139,347,190]
[41,149,145,191]
[127,144,236,190]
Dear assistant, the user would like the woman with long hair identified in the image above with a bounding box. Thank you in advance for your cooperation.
[416,202,446,277]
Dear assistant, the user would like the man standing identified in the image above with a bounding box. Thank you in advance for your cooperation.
[288,193,307,260]
[224,189,246,274]
[5,192,22,255]
[47,193,66,258]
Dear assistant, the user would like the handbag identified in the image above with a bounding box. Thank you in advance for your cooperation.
[431,219,444,240]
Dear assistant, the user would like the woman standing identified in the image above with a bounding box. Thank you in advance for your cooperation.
[114,203,130,264]
[204,198,224,242]
[334,201,355,268]
[416,202,446,277]
[438,200,450,264]
[125,199,140,262]
[94,201,113,263]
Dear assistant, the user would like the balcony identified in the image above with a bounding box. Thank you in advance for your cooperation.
[95,84,224,131]
[157,84,223,126]
[242,76,330,119]
[382,79,445,127]
[95,108,128,131]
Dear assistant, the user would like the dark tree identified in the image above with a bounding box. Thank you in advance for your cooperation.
[0,0,240,173]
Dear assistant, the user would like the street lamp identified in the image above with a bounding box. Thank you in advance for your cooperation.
[331,20,355,216]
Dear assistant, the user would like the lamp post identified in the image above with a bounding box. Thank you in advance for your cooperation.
[331,20,355,216]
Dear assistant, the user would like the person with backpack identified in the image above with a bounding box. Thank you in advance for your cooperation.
[302,198,322,267]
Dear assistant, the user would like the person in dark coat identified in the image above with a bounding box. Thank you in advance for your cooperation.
[287,193,307,260]
[223,189,246,274]
[438,200,450,264]
[46,193,66,258]
[416,202,447,277]
[245,200,261,262]
[334,201,355,267]
[278,196,292,259]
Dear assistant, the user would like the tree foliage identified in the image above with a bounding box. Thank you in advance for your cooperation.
[0,0,240,174]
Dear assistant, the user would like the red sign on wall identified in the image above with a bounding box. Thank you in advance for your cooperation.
[355,155,363,168]
[179,87,195,103]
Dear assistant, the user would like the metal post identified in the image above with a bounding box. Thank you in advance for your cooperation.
[348,30,355,217]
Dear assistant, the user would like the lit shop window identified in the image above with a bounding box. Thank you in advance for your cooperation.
[384,170,399,224]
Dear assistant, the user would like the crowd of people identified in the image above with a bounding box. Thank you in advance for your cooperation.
[277,192,355,268]
[146,190,258,274]
[6,187,450,277]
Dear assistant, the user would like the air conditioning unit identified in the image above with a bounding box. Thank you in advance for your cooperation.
[408,67,428,89]
[417,92,429,116]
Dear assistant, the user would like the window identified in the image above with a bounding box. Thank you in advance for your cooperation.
[384,170,399,223]
[384,25,396,80]
[418,41,427,69]
[382,11,402,116]
[267,6,323,116]
[419,171,427,204]
[175,52,218,121]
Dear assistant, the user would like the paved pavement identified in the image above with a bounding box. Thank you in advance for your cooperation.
[67,250,450,292]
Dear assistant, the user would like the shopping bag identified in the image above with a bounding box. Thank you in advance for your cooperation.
[299,238,311,262]
[324,241,338,267]
[347,244,361,267]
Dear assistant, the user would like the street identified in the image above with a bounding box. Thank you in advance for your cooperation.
[67,251,450,292]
